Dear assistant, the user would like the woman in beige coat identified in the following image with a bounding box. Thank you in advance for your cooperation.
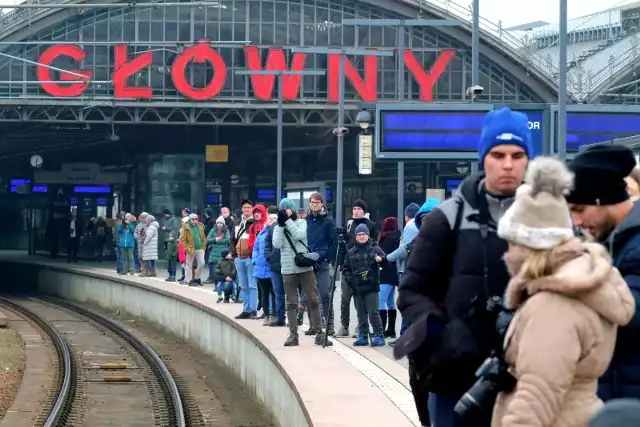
[492,157,636,427]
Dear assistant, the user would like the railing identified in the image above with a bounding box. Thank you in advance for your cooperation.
[422,0,558,81]
[0,0,76,41]
[580,40,640,100]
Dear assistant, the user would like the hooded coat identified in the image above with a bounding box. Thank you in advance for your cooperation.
[142,216,159,261]
[492,240,636,427]
[248,204,267,251]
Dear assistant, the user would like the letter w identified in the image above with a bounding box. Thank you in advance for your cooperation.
[244,46,307,101]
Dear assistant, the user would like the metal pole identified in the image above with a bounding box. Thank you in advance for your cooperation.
[276,73,284,203]
[397,25,405,229]
[472,0,480,85]
[558,0,568,162]
[336,55,346,228]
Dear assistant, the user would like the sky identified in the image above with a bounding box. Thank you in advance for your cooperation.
[0,0,636,28]
[466,0,638,27]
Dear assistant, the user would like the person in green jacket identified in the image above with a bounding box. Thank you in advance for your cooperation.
[204,216,231,284]
[165,231,179,282]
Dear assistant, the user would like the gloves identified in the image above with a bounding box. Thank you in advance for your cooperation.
[277,209,288,227]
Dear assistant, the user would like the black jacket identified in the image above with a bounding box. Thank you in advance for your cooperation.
[397,172,513,397]
[599,203,640,401]
[264,223,281,272]
[306,209,337,263]
[378,230,401,286]
[342,239,386,295]
[346,216,379,249]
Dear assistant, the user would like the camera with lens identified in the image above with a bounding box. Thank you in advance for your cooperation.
[454,296,517,417]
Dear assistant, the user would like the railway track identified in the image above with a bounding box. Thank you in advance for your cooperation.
[0,296,187,427]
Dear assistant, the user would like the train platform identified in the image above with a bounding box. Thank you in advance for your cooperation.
[0,252,418,427]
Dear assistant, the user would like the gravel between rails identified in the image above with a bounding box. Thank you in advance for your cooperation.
[83,302,275,427]
[0,327,27,420]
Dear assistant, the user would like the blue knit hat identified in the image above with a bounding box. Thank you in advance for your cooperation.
[478,107,533,164]
[355,223,369,235]
[415,198,442,229]
[279,198,297,211]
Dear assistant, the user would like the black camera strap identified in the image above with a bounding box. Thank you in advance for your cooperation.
[477,186,492,301]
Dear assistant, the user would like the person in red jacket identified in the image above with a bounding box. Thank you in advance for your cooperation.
[248,204,267,251]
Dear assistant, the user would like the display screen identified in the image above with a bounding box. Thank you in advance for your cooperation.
[9,179,48,193]
[73,185,111,194]
[380,110,544,155]
[565,113,640,151]
[446,179,463,193]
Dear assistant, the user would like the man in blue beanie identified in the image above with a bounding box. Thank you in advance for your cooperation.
[396,107,531,427]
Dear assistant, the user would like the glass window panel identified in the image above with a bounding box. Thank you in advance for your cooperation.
[122,20,135,41]
[262,1,275,23]
[261,24,275,45]
[82,22,95,41]
[109,21,124,41]
[178,6,191,22]
[234,1,247,22]
[194,22,206,40]
[249,1,261,23]
[164,6,177,21]
[220,1,234,21]
[178,23,191,41]
[206,22,219,39]
[288,24,301,45]
[138,21,151,41]
[274,24,288,45]
[154,21,167,41]
[138,7,151,20]
[275,3,288,23]
[234,24,245,42]
[220,23,233,40]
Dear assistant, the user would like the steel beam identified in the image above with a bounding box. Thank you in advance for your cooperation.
[290,47,394,57]
[342,18,461,26]
[0,2,235,8]
[557,0,568,161]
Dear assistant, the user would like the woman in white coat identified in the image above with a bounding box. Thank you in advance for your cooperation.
[142,215,160,277]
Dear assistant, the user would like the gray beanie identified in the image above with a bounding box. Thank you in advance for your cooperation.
[404,203,420,219]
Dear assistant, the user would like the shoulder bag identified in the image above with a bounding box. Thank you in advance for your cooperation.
[283,228,319,271]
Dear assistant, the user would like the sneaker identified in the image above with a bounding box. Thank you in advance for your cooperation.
[203,278,215,285]
[304,326,320,336]
[217,297,223,303]
[249,311,258,319]
[353,333,369,346]
[188,280,199,287]
[256,313,265,320]
[326,325,336,337]
[371,335,385,347]
[235,311,251,320]
[315,332,333,347]
[284,332,299,347]
[269,317,285,327]
[118,272,127,275]
[196,279,203,286]
[223,298,230,303]
[336,327,350,337]
[388,339,397,347]
[165,276,176,282]
[262,316,271,326]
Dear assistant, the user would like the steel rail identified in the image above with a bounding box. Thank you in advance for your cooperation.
[39,296,187,427]
[0,297,74,427]
[1,2,234,9]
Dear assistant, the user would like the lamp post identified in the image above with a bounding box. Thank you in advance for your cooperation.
[472,0,480,87]
[290,47,393,228]
[558,0,568,162]
[341,19,460,227]
[28,154,43,255]
[235,69,325,202]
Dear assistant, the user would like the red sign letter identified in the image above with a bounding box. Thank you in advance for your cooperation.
[113,45,152,99]
[327,54,378,103]
[37,45,91,97]
[404,49,455,102]
[172,41,227,101]
[244,46,307,101]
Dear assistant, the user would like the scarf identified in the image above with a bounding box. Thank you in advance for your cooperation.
[190,222,202,250]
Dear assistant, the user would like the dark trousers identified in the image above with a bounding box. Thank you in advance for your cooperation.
[427,392,487,427]
[284,271,322,333]
[340,280,354,329]
[167,260,176,277]
[67,237,79,262]
[355,291,383,336]
[50,237,59,259]
[258,278,276,317]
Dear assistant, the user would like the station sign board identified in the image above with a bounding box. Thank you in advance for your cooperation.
[36,41,456,103]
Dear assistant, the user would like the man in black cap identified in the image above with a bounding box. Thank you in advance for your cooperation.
[567,143,640,401]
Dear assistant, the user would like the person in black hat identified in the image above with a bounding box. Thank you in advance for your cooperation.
[567,143,640,401]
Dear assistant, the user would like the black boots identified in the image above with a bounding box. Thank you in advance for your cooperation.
[380,309,388,333]
[385,309,397,338]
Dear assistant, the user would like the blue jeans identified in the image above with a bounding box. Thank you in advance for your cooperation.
[167,260,176,277]
[270,271,286,322]
[208,263,215,279]
[379,284,396,309]
[144,260,156,271]
[235,257,258,312]
[216,281,234,298]
[428,393,479,427]
[134,246,141,272]
[115,246,123,273]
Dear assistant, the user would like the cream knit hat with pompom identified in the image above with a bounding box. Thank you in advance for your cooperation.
[498,156,575,250]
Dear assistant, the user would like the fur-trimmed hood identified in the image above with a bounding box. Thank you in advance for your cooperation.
[504,238,635,326]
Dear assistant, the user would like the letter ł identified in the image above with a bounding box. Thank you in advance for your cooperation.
[37,45,91,97]
[113,44,153,99]
[404,49,455,102]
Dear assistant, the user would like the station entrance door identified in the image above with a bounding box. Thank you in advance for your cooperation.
[285,182,330,212]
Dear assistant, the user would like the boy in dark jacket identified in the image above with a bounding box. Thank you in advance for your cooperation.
[342,223,386,347]
[165,231,178,282]
[215,249,237,303]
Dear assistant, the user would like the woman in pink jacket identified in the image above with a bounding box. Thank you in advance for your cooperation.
[492,157,636,427]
